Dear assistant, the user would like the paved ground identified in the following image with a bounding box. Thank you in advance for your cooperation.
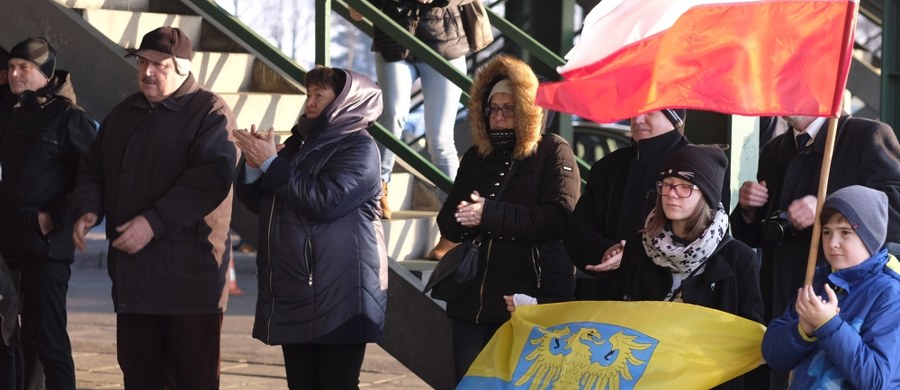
[68,231,431,389]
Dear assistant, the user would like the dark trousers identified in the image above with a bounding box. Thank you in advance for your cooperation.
[452,320,501,383]
[117,313,223,390]
[282,343,366,390]
[2,262,75,390]
[0,326,21,390]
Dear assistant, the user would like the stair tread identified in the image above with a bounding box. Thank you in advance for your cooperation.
[396,259,438,272]
[387,210,439,219]
[80,9,203,50]
[53,0,149,11]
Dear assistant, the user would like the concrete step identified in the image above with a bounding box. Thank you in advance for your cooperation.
[79,9,202,50]
[218,92,304,133]
[252,60,305,94]
[385,172,416,212]
[54,0,149,11]
[382,210,439,261]
[396,259,437,284]
[193,51,254,93]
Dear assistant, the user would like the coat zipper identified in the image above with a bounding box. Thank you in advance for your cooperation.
[265,194,277,344]
[531,245,542,289]
[475,238,492,324]
[304,236,314,286]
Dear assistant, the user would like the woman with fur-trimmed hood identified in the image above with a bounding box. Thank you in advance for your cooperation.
[435,55,580,381]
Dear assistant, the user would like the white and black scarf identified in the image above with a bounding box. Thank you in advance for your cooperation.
[641,206,730,298]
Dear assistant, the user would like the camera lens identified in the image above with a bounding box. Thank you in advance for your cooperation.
[762,220,786,243]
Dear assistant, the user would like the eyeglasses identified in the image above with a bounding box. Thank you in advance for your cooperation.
[656,181,699,198]
[485,105,515,118]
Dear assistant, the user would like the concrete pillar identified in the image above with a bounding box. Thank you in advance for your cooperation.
[683,111,758,211]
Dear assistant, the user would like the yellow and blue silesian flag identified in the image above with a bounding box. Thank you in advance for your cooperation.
[459,301,765,389]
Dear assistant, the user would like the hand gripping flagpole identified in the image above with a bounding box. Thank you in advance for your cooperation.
[803,0,859,286]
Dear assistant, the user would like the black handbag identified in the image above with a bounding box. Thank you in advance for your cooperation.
[423,162,518,302]
[424,235,483,301]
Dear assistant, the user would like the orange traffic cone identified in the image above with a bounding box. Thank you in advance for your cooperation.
[228,256,245,296]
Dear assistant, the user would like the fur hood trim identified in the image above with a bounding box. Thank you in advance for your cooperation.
[469,55,542,160]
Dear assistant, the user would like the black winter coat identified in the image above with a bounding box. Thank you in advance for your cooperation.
[731,116,900,321]
[0,84,14,136]
[236,69,388,346]
[71,75,237,315]
[0,71,96,263]
[438,134,580,324]
[613,232,763,321]
[564,130,687,295]
[612,231,764,390]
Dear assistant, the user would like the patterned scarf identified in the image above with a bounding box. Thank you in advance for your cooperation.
[488,130,517,148]
[642,206,729,296]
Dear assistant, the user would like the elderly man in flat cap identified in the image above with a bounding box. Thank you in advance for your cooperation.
[71,26,238,388]
[0,37,96,389]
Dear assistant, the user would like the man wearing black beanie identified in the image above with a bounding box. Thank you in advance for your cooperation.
[0,37,96,389]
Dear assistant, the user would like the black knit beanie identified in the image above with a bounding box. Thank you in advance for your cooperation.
[659,144,728,208]
[663,108,686,129]
[823,185,888,256]
[9,38,56,79]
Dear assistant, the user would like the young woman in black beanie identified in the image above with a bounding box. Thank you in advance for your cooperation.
[607,144,760,304]
[611,144,764,389]
[510,144,765,388]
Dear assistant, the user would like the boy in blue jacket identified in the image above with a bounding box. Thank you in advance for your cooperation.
[762,185,900,389]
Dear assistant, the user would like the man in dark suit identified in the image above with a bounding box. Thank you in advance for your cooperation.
[731,115,900,388]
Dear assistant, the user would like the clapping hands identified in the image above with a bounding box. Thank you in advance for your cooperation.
[233,125,280,168]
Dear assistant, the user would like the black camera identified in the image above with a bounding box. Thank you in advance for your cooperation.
[762,210,796,243]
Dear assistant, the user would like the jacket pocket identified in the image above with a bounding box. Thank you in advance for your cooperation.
[15,210,50,258]
[269,222,315,304]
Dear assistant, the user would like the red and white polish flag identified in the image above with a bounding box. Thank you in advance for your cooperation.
[535,0,858,123]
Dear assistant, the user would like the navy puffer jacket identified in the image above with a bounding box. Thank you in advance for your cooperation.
[236,69,388,345]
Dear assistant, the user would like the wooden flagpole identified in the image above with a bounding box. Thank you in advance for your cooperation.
[803,115,840,285]
[802,0,858,286]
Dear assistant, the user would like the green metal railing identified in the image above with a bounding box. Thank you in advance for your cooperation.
[331,0,593,181]
[180,0,308,90]
[486,8,566,68]
[185,0,590,190]
[338,0,472,102]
